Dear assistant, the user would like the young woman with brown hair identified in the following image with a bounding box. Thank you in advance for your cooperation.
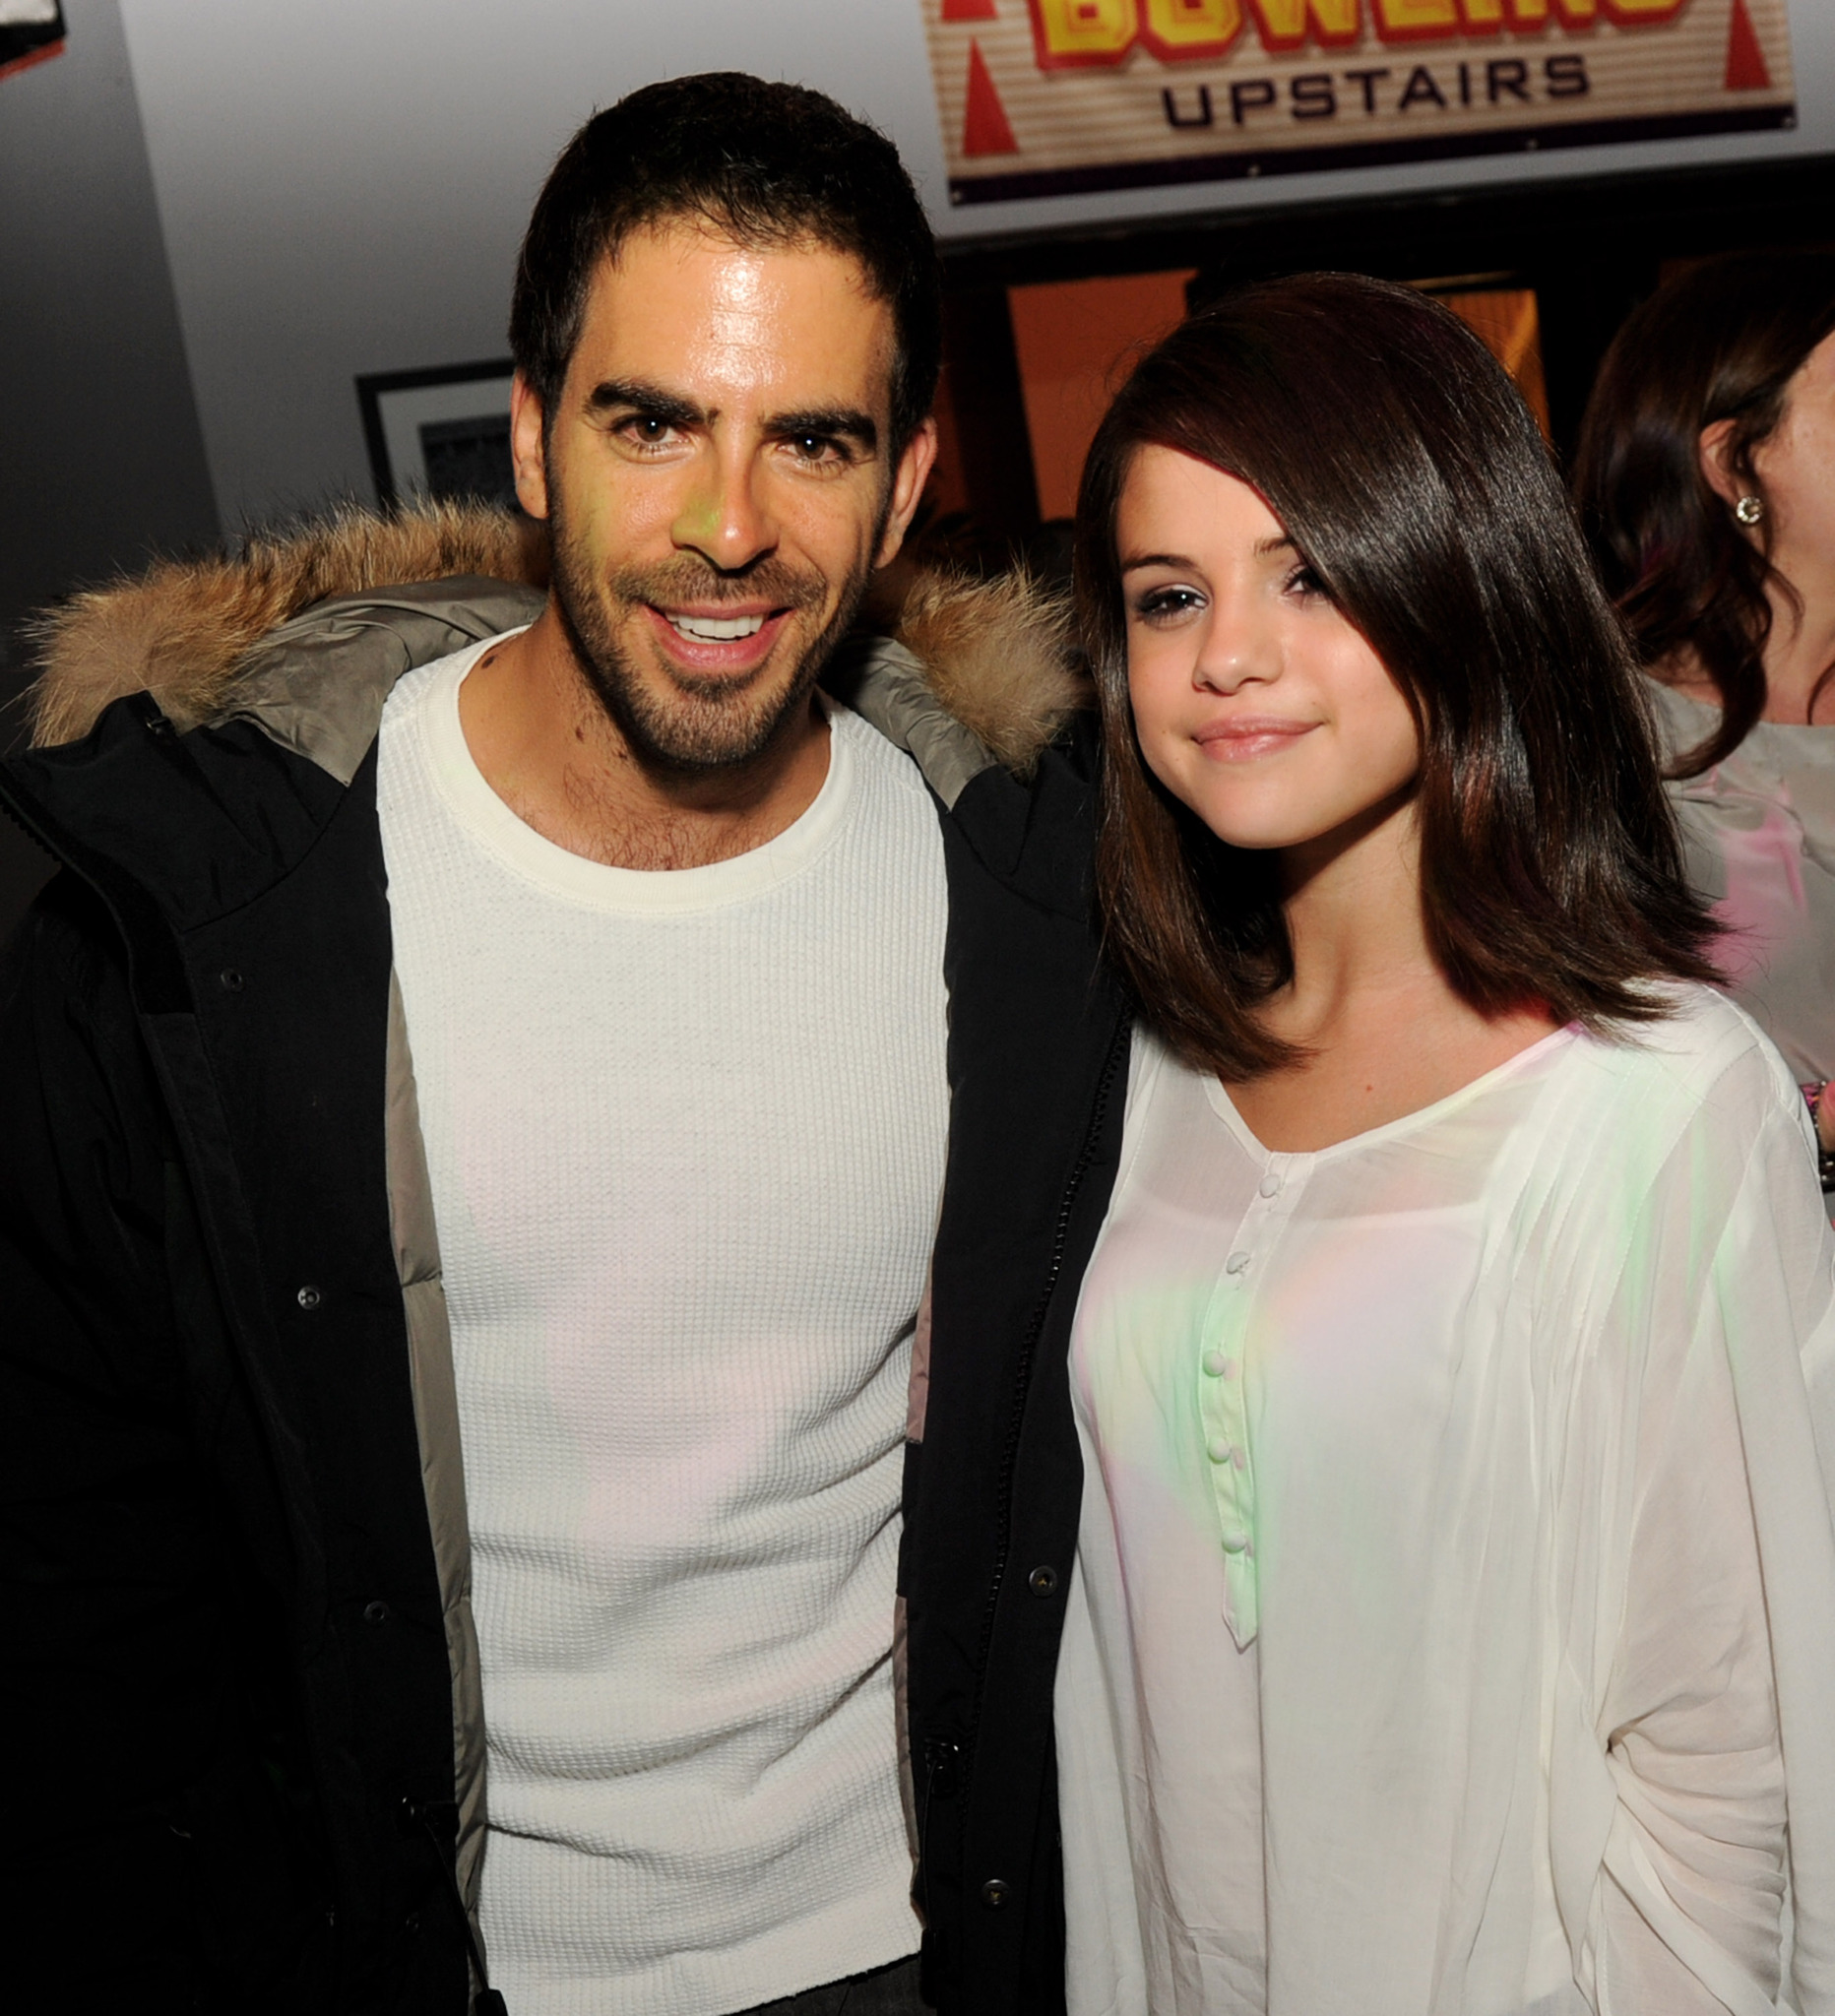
[902,272,1835,2016]
[1575,252,1835,1200]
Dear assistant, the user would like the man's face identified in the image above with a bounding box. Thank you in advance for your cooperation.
[511,220,935,773]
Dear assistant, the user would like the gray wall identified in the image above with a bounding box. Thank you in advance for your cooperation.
[120,0,1835,536]
[0,0,220,934]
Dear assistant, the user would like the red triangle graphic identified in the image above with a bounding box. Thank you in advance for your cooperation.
[963,39,1019,156]
[1725,0,1772,91]
[942,0,997,21]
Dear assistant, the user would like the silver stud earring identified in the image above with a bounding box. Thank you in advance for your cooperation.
[1735,494,1765,526]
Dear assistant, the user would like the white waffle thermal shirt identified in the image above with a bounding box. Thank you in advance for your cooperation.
[376,637,947,2016]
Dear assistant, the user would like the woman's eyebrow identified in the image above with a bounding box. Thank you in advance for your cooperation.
[1121,536,1295,574]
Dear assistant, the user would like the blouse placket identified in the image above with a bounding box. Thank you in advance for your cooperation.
[1197,1147,1306,1652]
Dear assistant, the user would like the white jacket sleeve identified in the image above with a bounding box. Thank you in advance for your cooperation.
[1578,1048,1835,2015]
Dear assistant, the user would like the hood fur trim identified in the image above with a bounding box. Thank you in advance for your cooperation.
[27,502,547,750]
[26,502,1084,770]
[894,567,1083,778]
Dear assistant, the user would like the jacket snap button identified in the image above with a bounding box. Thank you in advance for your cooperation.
[923,1739,963,1800]
[981,1877,1011,1910]
[218,969,243,992]
[1028,1564,1059,1597]
[363,1600,392,1626]
[296,1285,323,1310]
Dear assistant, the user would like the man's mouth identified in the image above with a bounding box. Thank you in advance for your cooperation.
[665,611,768,643]
[641,601,796,673]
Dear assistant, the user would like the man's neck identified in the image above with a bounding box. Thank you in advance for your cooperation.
[456,603,833,871]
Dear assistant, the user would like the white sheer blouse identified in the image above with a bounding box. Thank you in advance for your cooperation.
[1647,680,1835,1090]
[1054,988,1835,2016]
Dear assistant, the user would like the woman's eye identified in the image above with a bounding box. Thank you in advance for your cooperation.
[1285,562,1328,600]
[1133,587,1204,624]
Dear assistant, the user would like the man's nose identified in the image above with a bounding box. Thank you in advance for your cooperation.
[671,448,778,572]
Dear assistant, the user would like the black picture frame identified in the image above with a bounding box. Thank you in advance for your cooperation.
[356,358,517,511]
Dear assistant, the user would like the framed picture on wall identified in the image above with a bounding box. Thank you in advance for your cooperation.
[356,359,517,512]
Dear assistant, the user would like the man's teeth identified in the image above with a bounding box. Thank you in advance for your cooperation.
[667,612,768,642]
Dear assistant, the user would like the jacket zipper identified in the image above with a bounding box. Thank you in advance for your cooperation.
[405,1797,508,2016]
[965,1008,1129,1762]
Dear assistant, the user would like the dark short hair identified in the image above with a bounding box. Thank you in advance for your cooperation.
[1574,250,1835,777]
[1074,272,1719,1081]
[509,72,941,458]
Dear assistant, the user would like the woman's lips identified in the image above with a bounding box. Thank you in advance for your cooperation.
[1192,716,1317,762]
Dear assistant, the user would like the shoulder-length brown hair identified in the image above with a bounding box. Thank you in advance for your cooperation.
[1573,250,1835,778]
[1074,272,1719,1082]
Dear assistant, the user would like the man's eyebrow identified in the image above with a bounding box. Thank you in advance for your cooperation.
[585,378,706,429]
[768,407,878,453]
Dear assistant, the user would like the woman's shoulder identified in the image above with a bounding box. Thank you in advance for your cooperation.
[1640,672,1716,732]
[1536,986,1808,1210]
[1515,989,1819,1301]
[1571,982,1796,1103]
[1640,673,1727,773]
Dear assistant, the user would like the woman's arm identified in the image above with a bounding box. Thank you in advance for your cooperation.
[1597,1274,1786,2014]
[1590,1044,1835,2015]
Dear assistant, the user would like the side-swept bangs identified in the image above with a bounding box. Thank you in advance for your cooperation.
[1073,272,1719,1080]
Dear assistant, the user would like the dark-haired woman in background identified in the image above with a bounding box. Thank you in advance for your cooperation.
[1576,252,1835,1203]
[908,274,1835,2016]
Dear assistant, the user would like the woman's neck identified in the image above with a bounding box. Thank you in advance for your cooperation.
[1227,798,1560,1153]
[1762,573,1835,723]
[1663,567,1835,725]
[1260,794,1434,1051]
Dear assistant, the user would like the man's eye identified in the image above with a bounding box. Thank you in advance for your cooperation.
[788,434,847,465]
[619,415,679,448]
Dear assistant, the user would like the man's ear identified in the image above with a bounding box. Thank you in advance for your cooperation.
[511,372,550,522]
[875,416,940,570]
[1697,417,1745,510]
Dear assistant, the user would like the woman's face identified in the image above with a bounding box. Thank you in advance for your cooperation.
[1119,446,1420,855]
[1753,327,1835,583]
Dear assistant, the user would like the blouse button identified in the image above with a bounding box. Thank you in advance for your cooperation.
[1207,1435,1234,1465]
[1225,1250,1252,1276]
[1201,1350,1230,1378]
[1221,1531,1250,1554]
[1258,1172,1282,1198]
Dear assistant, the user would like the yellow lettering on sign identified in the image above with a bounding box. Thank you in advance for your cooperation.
[1142,0,1243,57]
[1246,0,1360,51]
[1458,0,1505,24]
[1372,0,1460,36]
[1504,0,1597,22]
[1026,0,1139,66]
[1603,0,1684,17]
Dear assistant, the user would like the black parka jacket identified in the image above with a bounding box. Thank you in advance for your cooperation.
[0,508,1127,2015]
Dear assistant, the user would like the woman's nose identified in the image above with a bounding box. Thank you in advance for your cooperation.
[1192,605,1278,693]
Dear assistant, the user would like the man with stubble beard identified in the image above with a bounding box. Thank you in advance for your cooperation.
[2,72,1100,2016]
[371,81,943,2016]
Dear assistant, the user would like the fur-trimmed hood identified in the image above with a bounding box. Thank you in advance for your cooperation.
[25,500,1087,783]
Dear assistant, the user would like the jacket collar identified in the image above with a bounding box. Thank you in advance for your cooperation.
[23,500,1086,810]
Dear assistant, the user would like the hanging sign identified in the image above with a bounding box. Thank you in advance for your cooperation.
[922,0,1795,206]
